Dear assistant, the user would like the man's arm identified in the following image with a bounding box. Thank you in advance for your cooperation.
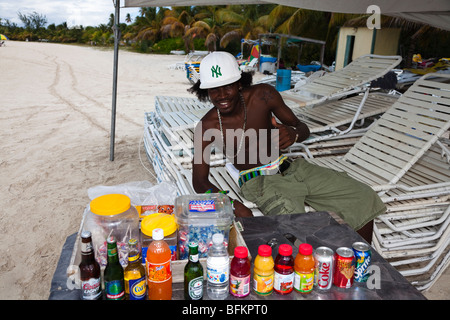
[264,85,310,149]
[192,119,217,193]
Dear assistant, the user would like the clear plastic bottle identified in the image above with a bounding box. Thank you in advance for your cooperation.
[206,233,229,300]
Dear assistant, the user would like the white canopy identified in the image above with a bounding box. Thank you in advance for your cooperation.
[124,0,450,31]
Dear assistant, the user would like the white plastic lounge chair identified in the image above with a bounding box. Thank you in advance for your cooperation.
[304,73,450,191]
[280,54,402,107]
[285,90,399,152]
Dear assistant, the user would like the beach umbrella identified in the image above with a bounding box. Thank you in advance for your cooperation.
[0,34,9,40]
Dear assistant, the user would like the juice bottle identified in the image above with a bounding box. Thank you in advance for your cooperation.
[293,243,315,294]
[274,244,294,295]
[253,244,274,296]
[230,246,251,298]
[146,228,172,300]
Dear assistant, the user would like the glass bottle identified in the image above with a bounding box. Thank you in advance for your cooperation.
[124,238,147,300]
[79,230,102,300]
[104,236,125,300]
[184,241,204,300]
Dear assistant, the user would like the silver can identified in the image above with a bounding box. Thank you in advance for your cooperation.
[352,242,371,282]
[314,246,334,290]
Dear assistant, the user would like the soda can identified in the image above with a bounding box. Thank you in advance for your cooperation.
[333,247,355,288]
[352,242,372,283]
[314,247,334,290]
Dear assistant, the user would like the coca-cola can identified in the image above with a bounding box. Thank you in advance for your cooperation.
[314,247,334,290]
[352,242,371,283]
[333,247,355,288]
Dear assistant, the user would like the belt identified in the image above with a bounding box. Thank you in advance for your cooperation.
[238,156,292,187]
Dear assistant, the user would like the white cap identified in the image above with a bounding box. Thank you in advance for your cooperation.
[199,51,241,89]
[212,233,224,245]
[152,228,164,241]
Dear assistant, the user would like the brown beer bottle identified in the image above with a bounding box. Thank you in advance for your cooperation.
[79,230,102,300]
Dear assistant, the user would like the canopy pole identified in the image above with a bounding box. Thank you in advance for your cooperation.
[110,0,120,161]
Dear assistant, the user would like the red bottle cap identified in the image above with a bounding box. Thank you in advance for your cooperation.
[234,246,248,258]
[278,244,293,256]
[299,243,313,255]
[258,244,272,257]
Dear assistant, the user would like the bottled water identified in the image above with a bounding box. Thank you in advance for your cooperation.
[206,233,229,300]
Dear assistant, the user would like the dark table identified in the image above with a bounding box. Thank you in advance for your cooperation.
[49,212,425,300]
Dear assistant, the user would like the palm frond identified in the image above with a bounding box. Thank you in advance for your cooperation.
[220,30,242,48]
[192,20,211,32]
[216,9,246,25]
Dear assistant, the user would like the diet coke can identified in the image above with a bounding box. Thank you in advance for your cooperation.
[333,247,355,288]
[314,247,334,290]
[352,242,371,282]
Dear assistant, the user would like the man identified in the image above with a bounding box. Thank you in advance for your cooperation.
[189,51,385,242]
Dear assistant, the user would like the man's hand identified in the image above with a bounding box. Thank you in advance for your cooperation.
[233,200,253,217]
[271,117,297,149]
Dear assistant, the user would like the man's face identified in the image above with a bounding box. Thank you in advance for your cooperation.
[207,81,240,115]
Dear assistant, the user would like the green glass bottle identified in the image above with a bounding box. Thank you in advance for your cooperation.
[104,236,125,300]
[184,241,204,300]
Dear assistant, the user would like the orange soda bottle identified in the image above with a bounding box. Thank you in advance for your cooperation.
[146,228,172,300]
[293,243,315,294]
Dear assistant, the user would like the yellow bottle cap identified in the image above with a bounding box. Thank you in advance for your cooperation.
[90,194,131,216]
[141,213,177,237]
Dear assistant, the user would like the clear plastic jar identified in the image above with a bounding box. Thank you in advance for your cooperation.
[83,194,140,268]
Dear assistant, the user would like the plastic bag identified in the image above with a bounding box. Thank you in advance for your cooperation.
[87,180,178,206]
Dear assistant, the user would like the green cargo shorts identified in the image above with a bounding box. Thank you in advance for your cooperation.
[240,158,386,230]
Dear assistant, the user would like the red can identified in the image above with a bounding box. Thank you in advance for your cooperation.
[333,247,355,288]
[314,247,334,290]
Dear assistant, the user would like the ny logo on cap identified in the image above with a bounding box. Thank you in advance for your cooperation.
[211,65,222,78]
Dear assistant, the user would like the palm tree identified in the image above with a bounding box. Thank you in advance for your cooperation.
[133,7,164,44]
[218,6,269,48]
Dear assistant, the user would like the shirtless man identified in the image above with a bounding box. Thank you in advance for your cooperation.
[189,51,385,242]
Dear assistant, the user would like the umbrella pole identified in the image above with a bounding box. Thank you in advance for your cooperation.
[110,0,120,161]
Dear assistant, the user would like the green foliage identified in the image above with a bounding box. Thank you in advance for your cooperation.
[150,37,206,54]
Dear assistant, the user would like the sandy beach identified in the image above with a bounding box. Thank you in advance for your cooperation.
[0,41,447,300]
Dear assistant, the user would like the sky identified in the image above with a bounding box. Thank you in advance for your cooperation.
[0,0,143,28]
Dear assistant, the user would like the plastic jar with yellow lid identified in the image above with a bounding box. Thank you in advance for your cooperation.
[83,194,140,268]
[141,213,178,262]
